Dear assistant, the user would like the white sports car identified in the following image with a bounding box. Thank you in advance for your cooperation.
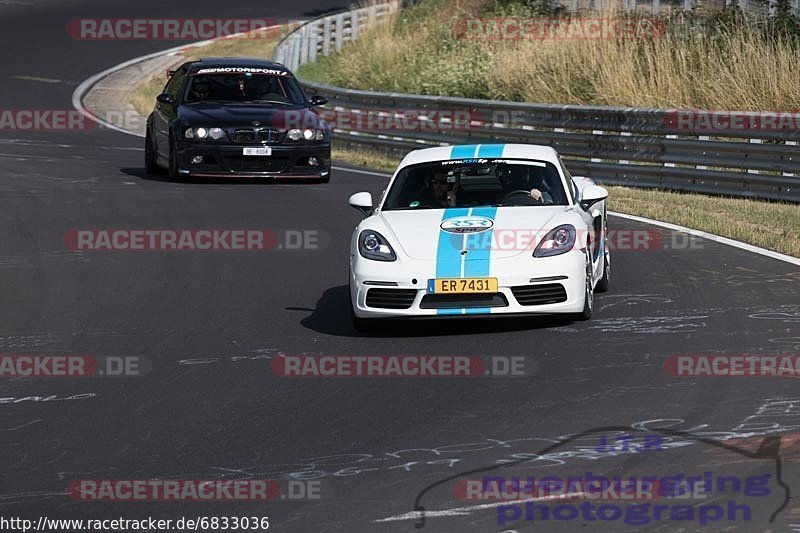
[347,144,609,331]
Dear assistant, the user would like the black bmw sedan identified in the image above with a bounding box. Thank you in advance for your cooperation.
[145,58,331,182]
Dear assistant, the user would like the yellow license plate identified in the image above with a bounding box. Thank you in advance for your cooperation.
[429,278,498,294]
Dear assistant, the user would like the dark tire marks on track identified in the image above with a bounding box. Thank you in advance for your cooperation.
[1,1,799,531]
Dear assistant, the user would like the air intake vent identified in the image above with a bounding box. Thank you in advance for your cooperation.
[233,129,256,143]
[365,288,417,309]
[511,284,568,306]
[419,293,508,309]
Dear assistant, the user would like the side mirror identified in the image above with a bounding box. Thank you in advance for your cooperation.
[580,184,608,211]
[309,95,328,107]
[348,192,373,217]
[156,93,175,105]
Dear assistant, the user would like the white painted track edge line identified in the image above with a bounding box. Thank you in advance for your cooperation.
[374,492,587,523]
[331,165,391,178]
[609,211,800,267]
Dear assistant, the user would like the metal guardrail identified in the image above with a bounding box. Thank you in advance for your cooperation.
[273,2,400,72]
[274,3,800,203]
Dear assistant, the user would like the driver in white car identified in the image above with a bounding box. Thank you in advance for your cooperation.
[498,165,550,204]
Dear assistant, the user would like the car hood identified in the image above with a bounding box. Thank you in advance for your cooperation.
[377,206,573,261]
[178,104,322,129]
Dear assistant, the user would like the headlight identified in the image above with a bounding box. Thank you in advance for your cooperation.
[358,230,396,262]
[185,127,225,140]
[287,128,324,141]
[533,224,576,258]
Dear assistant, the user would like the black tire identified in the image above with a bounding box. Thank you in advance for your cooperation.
[595,251,610,293]
[350,291,380,333]
[144,127,161,175]
[573,253,594,321]
[595,211,610,293]
[167,133,180,181]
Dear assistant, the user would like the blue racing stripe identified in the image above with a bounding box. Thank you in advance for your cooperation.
[476,144,505,158]
[463,207,498,315]
[450,145,478,159]
[436,208,469,279]
[435,208,470,315]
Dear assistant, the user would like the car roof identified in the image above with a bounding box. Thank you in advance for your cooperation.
[397,144,561,169]
[187,57,290,73]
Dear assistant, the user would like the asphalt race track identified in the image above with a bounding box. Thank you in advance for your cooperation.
[1,0,799,531]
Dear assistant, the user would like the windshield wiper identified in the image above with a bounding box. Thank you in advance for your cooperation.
[247,100,294,105]
[187,100,246,105]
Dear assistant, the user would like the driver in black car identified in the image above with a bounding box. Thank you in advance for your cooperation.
[497,165,549,205]
[190,80,211,102]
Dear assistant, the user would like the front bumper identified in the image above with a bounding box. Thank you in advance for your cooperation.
[349,250,587,319]
[175,141,330,179]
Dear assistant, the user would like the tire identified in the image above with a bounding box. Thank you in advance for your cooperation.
[573,253,594,321]
[595,251,610,293]
[167,133,180,181]
[144,127,161,175]
[595,211,610,293]
[350,291,380,333]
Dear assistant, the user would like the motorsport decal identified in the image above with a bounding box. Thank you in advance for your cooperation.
[441,159,488,165]
[440,216,494,234]
[195,67,290,76]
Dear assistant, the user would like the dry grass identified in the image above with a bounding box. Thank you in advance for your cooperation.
[606,186,800,257]
[129,78,166,118]
[333,147,800,257]
[298,1,800,109]
[334,147,398,172]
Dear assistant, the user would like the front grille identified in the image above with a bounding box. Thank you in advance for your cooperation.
[223,156,289,173]
[257,129,281,143]
[233,128,282,144]
[419,293,508,309]
[233,129,256,143]
[365,288,417,309]
[511,283,568,306]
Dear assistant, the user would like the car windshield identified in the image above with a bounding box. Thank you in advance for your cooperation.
[382,159,569,210]
[183,73,307,105]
